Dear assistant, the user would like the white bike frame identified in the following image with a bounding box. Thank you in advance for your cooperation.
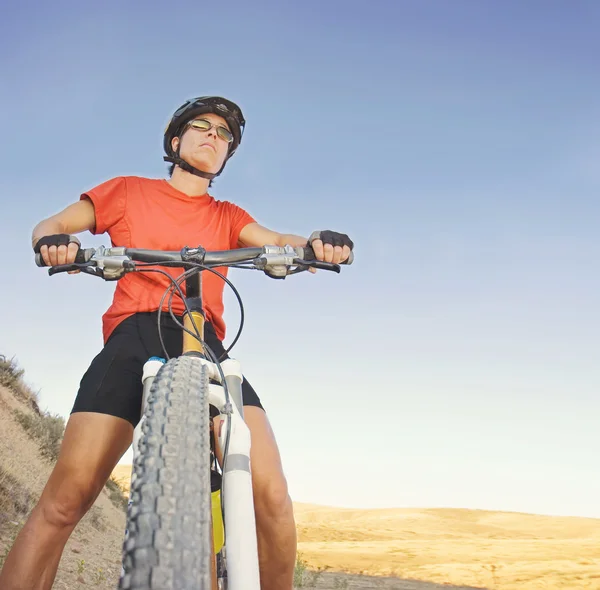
[122,354,261,590]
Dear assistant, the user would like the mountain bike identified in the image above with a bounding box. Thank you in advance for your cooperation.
[36,242,352,589]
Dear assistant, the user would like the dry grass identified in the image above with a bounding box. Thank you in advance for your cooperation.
[293,503,600,589]
[0,355,40,413]
[0,468,34,528]
[12,408,65,462]
[0,467,35,568]
[112,463,600,589]
[104,477,128,512]
[1,355,64,462]
[110,464,132,495]
[0,365,128,587]
[0,353,127,502]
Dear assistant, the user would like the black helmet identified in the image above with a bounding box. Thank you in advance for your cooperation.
[163,96,246,180]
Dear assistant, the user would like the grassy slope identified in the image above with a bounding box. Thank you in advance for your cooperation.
[0,380,127,588]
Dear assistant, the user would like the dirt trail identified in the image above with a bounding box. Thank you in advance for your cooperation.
[296,570,485,589]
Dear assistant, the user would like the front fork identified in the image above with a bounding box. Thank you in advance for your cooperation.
[120,356,259,590]
[210,361,260,590]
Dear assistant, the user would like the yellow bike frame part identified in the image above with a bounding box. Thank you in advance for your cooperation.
[182,310,205,354]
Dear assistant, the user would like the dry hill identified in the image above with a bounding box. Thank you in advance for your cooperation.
[293,503,600,589]
[2,356,600,589]
[0,358,127,588]
[112,467,600,589]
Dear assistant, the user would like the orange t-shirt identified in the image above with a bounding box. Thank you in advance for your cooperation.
[81,176,256,344]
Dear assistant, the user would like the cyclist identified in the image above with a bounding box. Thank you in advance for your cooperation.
[0,96,353,590]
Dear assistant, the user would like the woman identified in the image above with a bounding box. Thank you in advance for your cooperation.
[0,96,353,590]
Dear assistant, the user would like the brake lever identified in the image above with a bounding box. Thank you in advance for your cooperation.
[47,262,104,278]
[291,258,341,273]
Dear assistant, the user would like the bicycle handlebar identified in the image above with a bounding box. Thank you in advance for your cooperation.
[35,244,353,279]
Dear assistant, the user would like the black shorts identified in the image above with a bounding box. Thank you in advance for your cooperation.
[72,312,263,427]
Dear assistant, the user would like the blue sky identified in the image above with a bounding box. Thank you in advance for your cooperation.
[1,0,599,518]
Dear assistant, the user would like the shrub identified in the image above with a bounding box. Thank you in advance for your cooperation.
[104,476,128,512]
[0,354,41,413]
[0,466,35,568]
[0,467,34,530]
[13,409,65,462]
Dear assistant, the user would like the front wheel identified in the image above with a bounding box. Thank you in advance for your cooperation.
[119,356,214,590]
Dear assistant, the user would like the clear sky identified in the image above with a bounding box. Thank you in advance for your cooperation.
[1,0,599,518]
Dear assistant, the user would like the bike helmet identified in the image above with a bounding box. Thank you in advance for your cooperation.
[163,96,246,180]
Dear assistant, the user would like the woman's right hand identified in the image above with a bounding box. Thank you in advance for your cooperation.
[33,234,81,267]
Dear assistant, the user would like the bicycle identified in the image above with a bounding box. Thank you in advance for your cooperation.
[36,241,353,589]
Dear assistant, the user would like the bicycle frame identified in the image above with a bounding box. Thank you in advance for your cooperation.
[124,270,261,590]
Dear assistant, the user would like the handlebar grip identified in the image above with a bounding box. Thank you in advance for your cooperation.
[35,248,95,267]
[298,245,354,265]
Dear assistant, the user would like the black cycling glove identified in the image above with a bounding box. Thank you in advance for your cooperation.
[33,234,81,253]
[308,230,354,250]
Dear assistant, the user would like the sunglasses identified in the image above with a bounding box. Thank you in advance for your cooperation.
[186,118,234,143]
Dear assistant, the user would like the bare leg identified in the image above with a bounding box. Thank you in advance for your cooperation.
[243,406,297,590]
[0,412,133,590]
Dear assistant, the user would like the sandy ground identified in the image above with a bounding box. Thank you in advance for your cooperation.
[294,569,485,589]
[2,387,600,589]
[0,385,126,588]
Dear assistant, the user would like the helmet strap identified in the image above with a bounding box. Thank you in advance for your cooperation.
[163,154,220,180]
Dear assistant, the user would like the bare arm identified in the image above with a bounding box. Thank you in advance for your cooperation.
[32,198,97,266]
[237,222,307,249]
[238,222,351,265]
